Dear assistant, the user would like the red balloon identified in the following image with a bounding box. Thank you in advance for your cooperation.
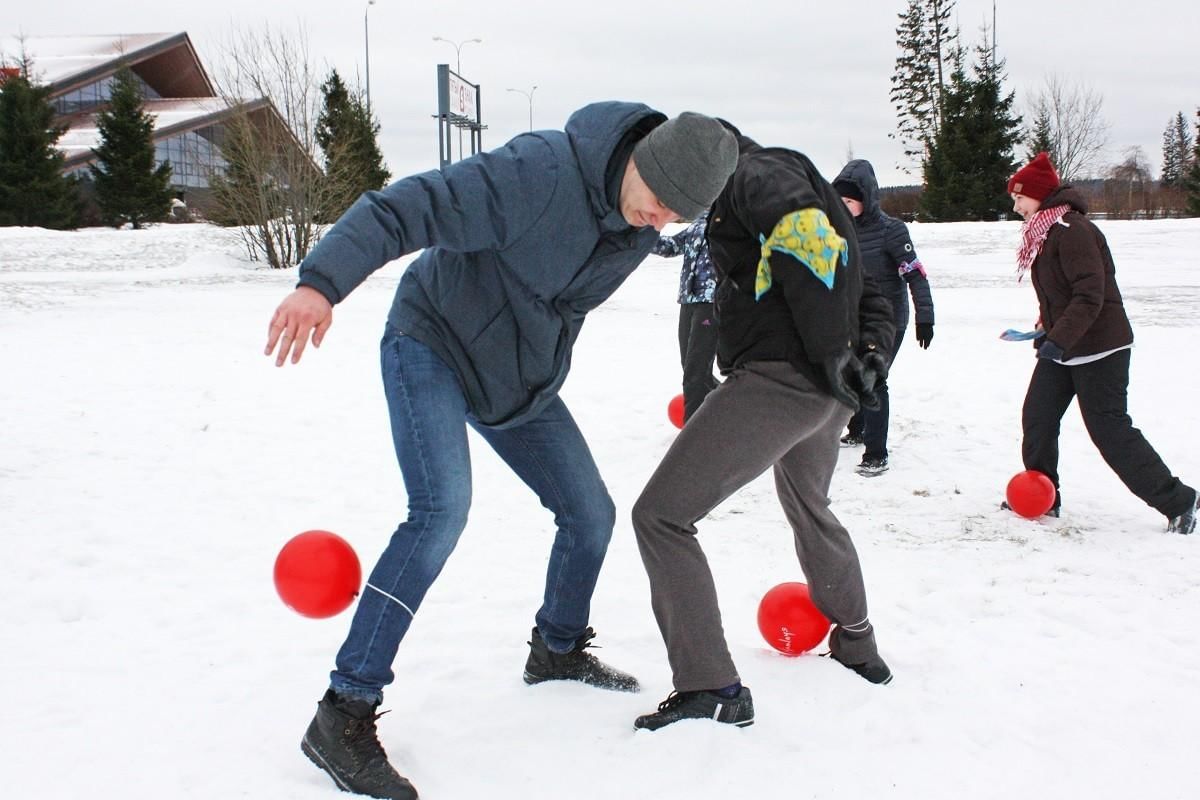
[757,581,831,656]
[274,530,362,618]
[667,393,685,429]
[1005,470,1056,519]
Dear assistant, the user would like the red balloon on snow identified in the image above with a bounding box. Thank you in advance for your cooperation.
[1005,470,1057,519]
[757,581,831,656]
[667,393,685,429]
[274,530,362,618]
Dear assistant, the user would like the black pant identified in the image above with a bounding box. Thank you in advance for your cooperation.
[678,302,719,422]
[1022,348,1193,517]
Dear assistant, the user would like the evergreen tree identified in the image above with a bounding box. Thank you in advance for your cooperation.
[315,69,389,221]
[889,0,958,174]
[0,60,81,229]
[1160,111,1193,188]
[1185,109,1200,216]
[922,37,1021,221]
[1026,108,1054,163]
[90,67,173,228]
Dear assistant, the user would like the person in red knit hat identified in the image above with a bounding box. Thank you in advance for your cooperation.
[1005,152,1198,534]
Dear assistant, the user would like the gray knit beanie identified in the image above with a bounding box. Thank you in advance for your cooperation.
[632,112,738,220]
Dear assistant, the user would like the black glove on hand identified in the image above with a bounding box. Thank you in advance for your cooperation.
[1037,339,1065,360]
[856,349,885,412]
[916,322,934,349]
[822,350,862,413]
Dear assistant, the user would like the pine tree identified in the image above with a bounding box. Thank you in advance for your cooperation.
[1185,109,1200,217]
[90,67,173,229]
[922,37,1021,221]
[315,69,389,221]
[1026,108,1054,163]
[0,60,81,229]
[889,0,958,174]
[1160,111,1193,189]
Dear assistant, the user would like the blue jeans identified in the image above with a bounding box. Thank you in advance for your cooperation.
[330,326,616,702]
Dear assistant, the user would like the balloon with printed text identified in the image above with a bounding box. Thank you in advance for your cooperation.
[757,581,831,656]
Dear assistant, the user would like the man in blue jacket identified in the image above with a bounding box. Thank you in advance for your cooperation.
[264,102,737,800]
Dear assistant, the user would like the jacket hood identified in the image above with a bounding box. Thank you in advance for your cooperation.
[565,101,666,222]
[1040,184,1089,215]
[833,159,882,218]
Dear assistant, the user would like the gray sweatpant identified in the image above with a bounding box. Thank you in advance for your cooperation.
[632,360,879,691]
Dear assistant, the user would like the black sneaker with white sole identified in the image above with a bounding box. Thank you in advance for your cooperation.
[855,456,889,477]
[634,687,755,731]
[840,433,864,447]
[523,626,640,692]
[301,690,418,800]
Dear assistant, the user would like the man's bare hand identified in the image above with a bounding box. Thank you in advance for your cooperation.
[265,286,334,366]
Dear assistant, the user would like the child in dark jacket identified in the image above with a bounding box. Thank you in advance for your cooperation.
[832,159,935,477]
[1007,152,1198,533]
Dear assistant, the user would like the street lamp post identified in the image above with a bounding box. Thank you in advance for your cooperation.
[432,36,482,160]
[364,0,376,111]
[506,85,536,132]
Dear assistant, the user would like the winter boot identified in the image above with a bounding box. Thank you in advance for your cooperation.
[1000,500,1060,518]
[855,456,889,477]
[840,433,864,447]
[633,687,755,731]
[523,626,640,692]
[301,690,418,800]
[1167,490,1199,534]
[828,625,893,685]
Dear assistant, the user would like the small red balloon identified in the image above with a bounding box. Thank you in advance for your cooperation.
[757,581,831,656]
[1005,470,1056,519]
[274,530,362,618]
[667,393,685,429]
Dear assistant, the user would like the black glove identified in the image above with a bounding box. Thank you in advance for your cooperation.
[823,350,883,413]
[1037,338,1065,360]
[915,322,934,349]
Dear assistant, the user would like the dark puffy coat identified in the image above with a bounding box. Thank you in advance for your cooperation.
[1030,186,1134,358]
[832,159,934,328]
[706,135,895,394]
[297,101,664,428]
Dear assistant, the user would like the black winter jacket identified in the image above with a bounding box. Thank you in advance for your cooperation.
[833,159,934,327]
[706,136,895,396]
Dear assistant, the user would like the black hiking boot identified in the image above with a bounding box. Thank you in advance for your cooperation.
[301,690,418,800]
[1167,490,1199,534]
[633,687,755,731]
[523,626,640,692]
[828,626,893,685]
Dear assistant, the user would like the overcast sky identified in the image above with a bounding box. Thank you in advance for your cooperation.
[8,1,1198,187]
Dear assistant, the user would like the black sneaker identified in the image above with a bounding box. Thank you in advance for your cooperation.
[1167,490,1199,534]
[633,687,755,731]
[840,433,864,447]
[523,627,640,692]
[1000,500,1060,518]
[301,690,418,800]
[828,628,893,685]
[855,456,889,477]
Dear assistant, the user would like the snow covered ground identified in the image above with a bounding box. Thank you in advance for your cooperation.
[2,218,1198,800]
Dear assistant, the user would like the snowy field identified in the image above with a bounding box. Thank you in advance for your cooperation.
[1,217,1198,800]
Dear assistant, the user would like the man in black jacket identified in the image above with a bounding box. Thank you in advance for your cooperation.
[631,124,896,732]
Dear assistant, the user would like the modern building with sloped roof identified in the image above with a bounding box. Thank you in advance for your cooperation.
[1,31,297,211]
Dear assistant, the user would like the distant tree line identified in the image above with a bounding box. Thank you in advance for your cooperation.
[888,0,1199,221]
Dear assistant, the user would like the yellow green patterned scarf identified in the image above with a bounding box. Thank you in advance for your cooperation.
[755,208,848,299]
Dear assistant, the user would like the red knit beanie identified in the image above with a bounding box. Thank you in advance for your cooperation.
[1007,152,1060,202]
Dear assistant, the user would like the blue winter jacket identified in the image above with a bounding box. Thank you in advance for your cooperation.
[653,210,716,304]
[297,101,666,428]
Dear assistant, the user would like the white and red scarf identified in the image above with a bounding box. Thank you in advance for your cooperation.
[1015,205,1070,281]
